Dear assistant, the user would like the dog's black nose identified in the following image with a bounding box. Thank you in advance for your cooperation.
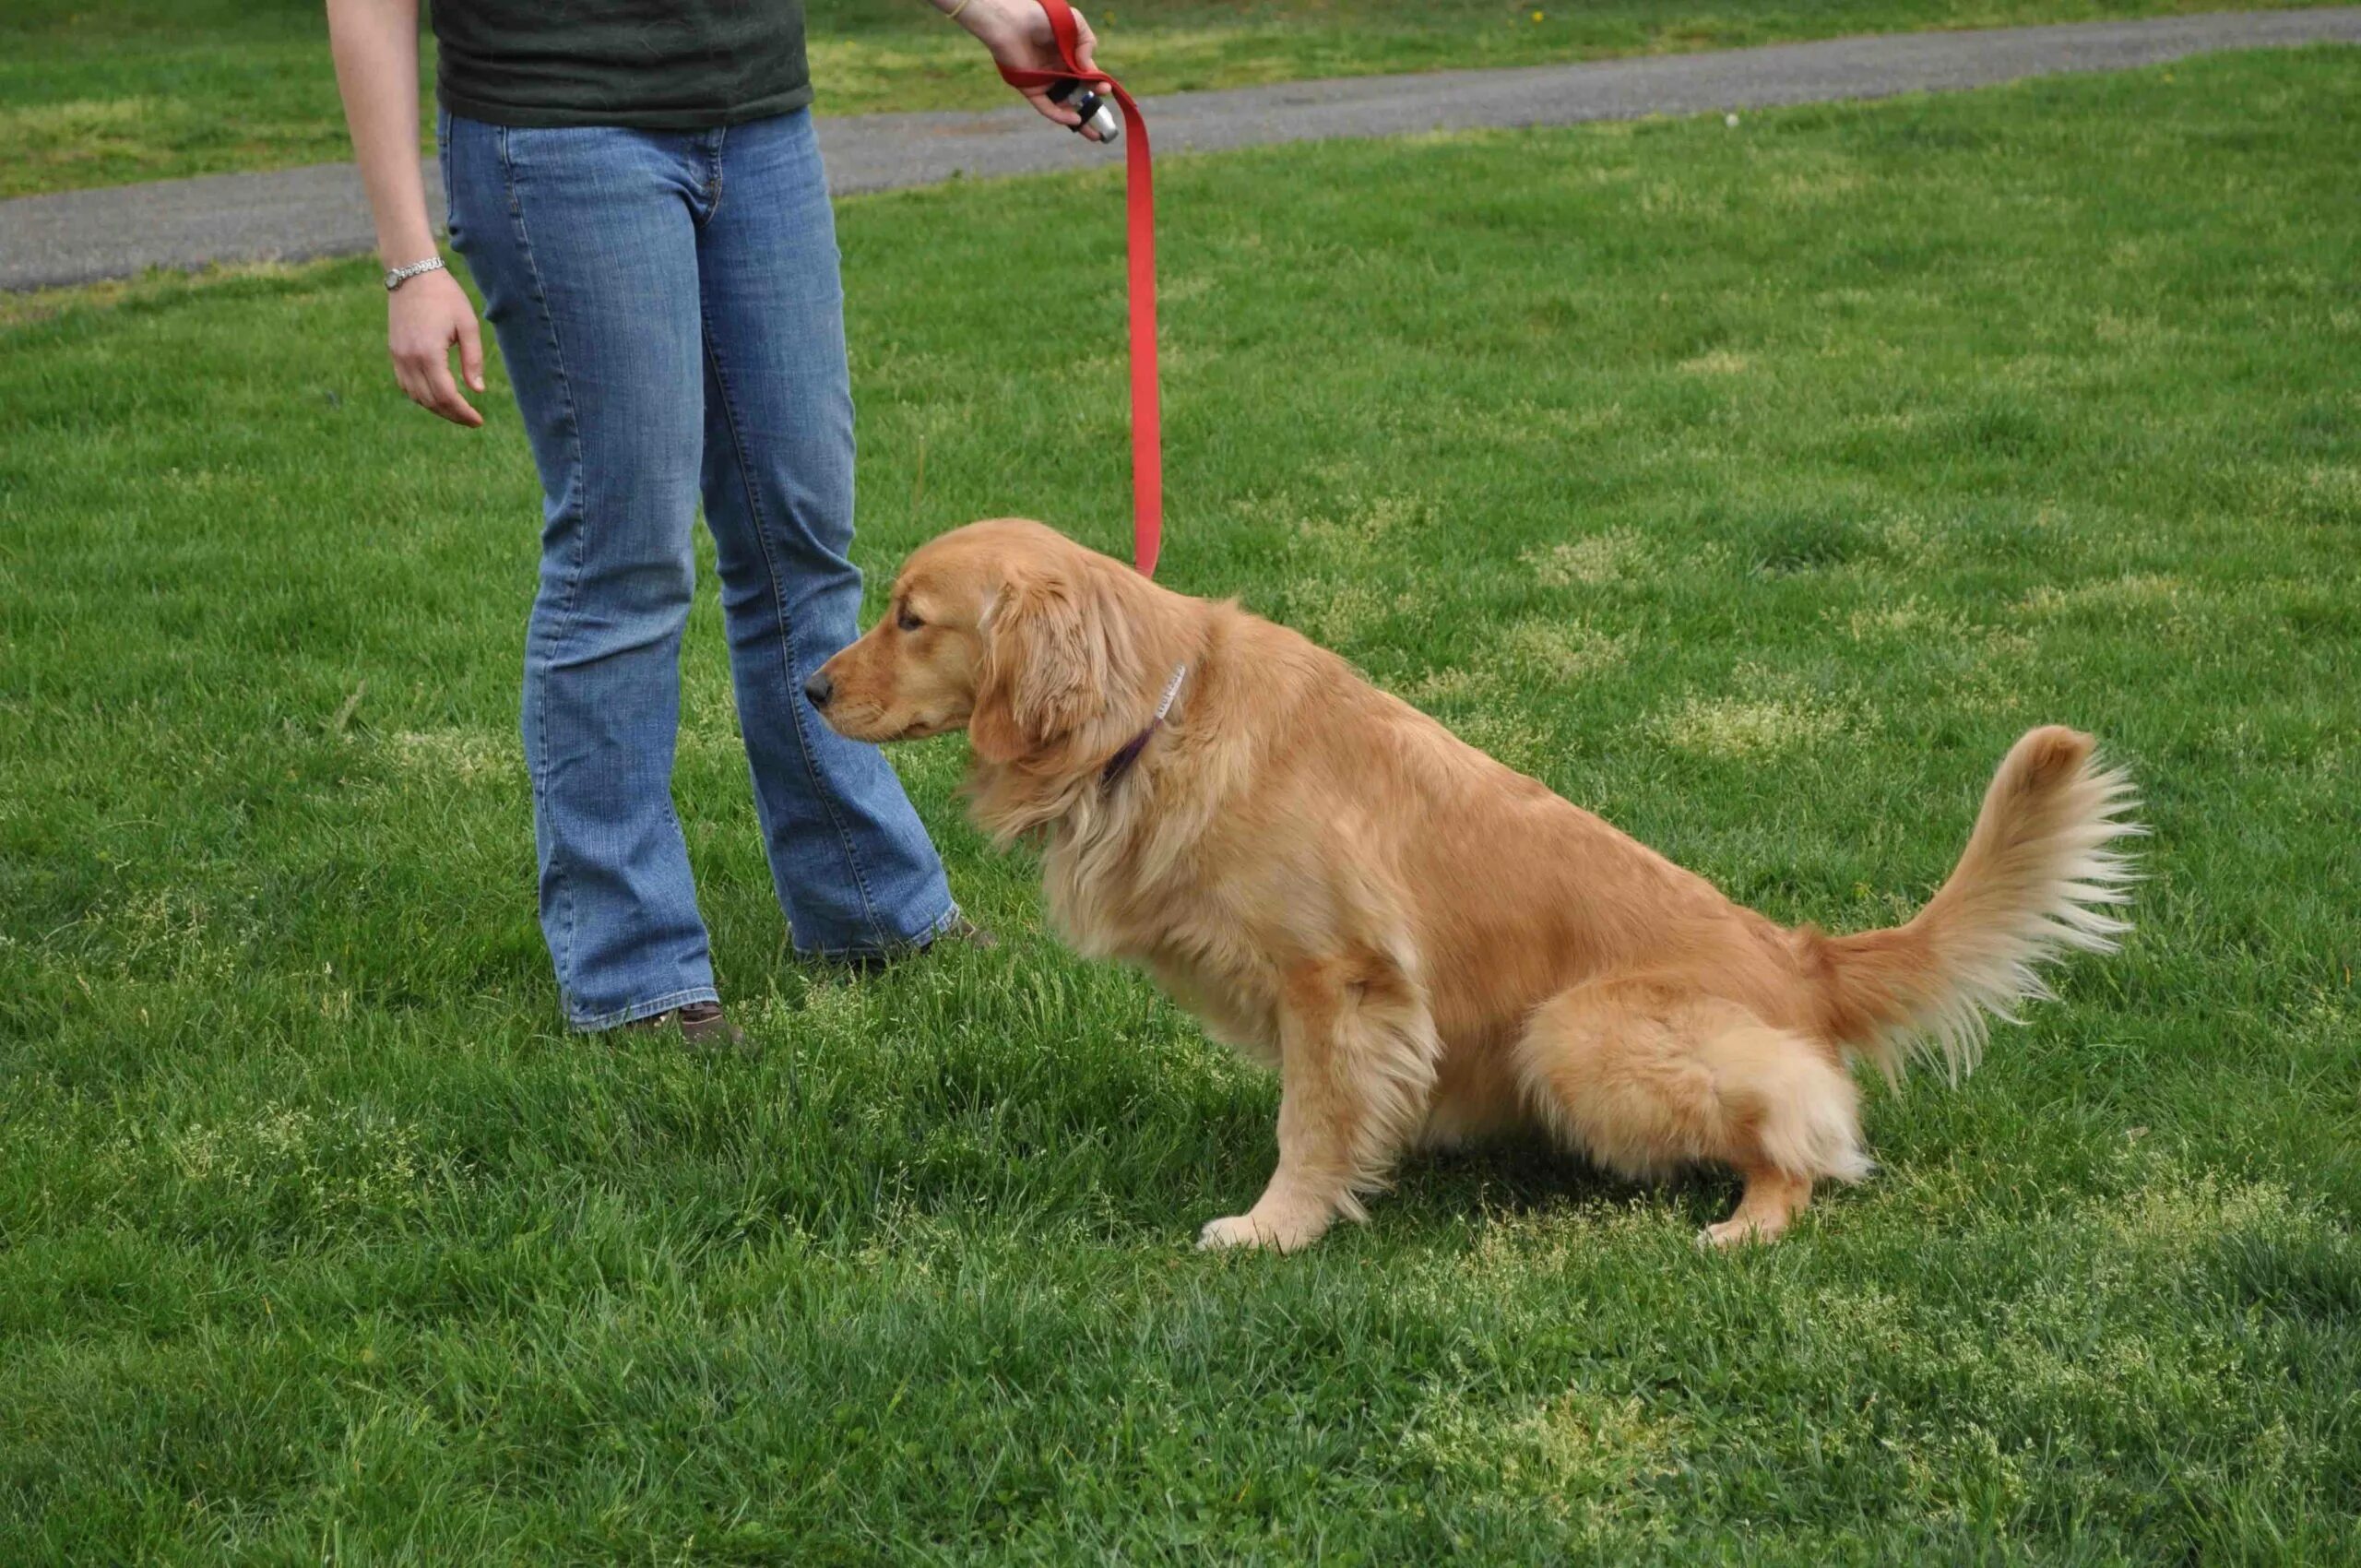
[803,671,834,709]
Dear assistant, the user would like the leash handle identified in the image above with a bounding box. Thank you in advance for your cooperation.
[996,0,1161,578]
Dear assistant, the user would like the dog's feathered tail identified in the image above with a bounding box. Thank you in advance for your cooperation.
[1802,726,2142,1083]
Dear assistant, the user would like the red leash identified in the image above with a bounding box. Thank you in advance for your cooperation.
[996,0,1161,578]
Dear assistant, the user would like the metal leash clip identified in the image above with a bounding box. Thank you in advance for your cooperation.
[1046,77,1121,141]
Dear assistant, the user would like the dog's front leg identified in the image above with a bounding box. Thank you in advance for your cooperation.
[1198,956,1437,1254]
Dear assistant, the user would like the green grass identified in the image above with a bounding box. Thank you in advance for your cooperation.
[6,46,2361,1562]
[0,0,2322,196]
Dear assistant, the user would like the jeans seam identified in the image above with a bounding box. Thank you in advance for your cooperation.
[698,323,895,953]
[799,902,963,962]
[570,983,721,1034]
[435,111,452,245]
[502,123,595,1016]
[699,125,727,229]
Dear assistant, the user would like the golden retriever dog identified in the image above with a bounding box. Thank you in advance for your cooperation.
[807,519,2139,1251]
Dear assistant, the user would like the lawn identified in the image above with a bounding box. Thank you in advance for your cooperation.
[0,0,2323,196]
[5,45,2360,1562]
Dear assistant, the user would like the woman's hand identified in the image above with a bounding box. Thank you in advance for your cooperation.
[328,0,485,426]
[945,0,1112,140]
[388,267,486,428]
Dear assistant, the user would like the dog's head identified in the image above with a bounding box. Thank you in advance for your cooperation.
[808,518,1142,766]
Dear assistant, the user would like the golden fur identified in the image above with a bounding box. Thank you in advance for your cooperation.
[813,519,2140,1250]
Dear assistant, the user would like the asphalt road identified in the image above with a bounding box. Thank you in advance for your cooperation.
[2,7,2355,291]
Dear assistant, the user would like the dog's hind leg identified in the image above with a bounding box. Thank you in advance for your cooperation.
[1701,1165,1819,1248]
[1511,977,1871,1246]
[1198,952,1439,1253]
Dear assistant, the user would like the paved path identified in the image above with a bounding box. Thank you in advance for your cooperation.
[4,7,2355,291]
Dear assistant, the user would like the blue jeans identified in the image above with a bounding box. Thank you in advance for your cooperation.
[440,108,957,1029]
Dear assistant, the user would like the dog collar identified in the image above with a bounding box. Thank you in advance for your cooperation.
[1100,662,1189,790]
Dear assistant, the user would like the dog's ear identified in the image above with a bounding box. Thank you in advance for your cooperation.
[970,569,1115,766]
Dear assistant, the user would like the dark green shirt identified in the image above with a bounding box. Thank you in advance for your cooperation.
[432,1,811,130]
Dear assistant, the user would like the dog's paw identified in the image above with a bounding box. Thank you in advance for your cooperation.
[1196,1215,1275,1252]
[1698,1217,1776,1249]
[1197,1209,1331,1253]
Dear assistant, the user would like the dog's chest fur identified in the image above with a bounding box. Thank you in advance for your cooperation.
[1038,801,1289,1064]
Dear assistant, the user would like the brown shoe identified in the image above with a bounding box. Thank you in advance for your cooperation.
[626,1000,746,1049]
[835,915,999,973]
[936,915,999,954]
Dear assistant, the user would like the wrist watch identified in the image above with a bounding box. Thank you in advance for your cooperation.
[385,255,446,292]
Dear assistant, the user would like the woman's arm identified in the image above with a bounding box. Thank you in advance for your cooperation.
[931,0,1114,140]
[326,0,484,427]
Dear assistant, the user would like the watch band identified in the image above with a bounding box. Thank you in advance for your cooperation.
[384,255,447,292]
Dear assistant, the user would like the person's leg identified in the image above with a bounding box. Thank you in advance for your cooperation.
[441,112,720,1028]
[691,110,957,958]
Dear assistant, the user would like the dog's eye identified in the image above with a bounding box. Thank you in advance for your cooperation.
[896,605,924,633]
